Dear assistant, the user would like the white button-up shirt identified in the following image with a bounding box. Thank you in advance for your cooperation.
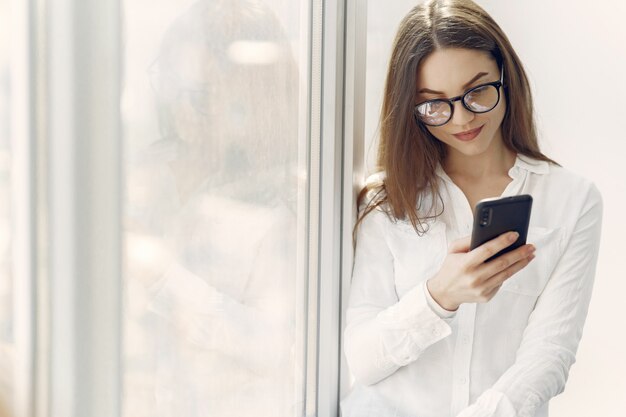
[341,153,603,417]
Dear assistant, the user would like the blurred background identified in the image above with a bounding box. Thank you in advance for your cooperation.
[0,0,624,417]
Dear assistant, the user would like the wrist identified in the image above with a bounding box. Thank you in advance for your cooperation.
[426,279,459,312]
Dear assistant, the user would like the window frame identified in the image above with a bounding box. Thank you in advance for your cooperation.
[19,0,368,416]
[45,0,122,416]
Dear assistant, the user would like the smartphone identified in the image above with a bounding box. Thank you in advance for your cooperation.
[469,194,533,262]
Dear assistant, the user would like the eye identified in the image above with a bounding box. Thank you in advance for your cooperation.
[467,84,491,96]
[464,84,500,113]
[415,100,449,117]
[186,90,211,114]
[415,100,452,126]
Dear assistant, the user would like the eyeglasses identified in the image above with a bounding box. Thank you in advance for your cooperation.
[147,58,215,115]
[414,67,505,127]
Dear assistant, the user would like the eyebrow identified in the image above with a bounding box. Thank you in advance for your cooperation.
[418,72,489,95]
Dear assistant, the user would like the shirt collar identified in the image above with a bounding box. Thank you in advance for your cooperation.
[435,152,550,183]
[514,153,550,174]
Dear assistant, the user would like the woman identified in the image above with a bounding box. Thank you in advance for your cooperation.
[341,1,603,417]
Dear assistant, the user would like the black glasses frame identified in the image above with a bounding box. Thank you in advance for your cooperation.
[414,67,505,127]
[147,57,216,116]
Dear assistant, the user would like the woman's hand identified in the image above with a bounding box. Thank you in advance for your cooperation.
[426,231,536,311]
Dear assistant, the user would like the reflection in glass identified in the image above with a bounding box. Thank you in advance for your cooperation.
[122,0,303,416]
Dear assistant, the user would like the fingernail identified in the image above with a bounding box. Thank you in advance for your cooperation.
[509,232,519,242]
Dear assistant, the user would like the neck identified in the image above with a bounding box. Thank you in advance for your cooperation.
[443,137,516,180]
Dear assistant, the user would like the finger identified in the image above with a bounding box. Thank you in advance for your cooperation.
[448,236,471,253]
[481,282,502,302]
[484,254,535,290]
[477,243,535,279]
[468,231,519,265]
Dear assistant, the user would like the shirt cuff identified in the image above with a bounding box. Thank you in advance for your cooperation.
[423,280,458,319]
[455,389,517,417]
[375,283,453,367]
[147,262,225,318]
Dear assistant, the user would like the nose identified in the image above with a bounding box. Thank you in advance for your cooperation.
[450,100,475,127]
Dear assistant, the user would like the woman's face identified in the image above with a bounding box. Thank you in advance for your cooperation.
[415,48,507,157]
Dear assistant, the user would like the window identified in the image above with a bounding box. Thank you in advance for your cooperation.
[0,0,15,413]
[121,1,310,416]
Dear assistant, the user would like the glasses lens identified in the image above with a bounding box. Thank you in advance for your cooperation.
[415,100,451,126]
[149,70,180,101]
[186,89,212,115]
[464,84,499,113]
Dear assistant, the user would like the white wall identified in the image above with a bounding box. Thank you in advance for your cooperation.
[364,1,626,416]
[478,2,626,416]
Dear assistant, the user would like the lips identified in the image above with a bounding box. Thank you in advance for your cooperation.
[453,125,484,141]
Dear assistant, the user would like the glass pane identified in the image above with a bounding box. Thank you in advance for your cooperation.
[121,1,307,416]
[0,0,14,414]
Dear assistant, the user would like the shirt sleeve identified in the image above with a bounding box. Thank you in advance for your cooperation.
[423,279,458,320]
[344,208,454,386]
[147,261,293,375]
[455,182,603,417]
[146,207,296,377]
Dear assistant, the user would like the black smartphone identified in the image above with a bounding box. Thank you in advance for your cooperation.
[469,194,533,262]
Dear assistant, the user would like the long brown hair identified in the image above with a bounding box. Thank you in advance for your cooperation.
[355,0,559,239]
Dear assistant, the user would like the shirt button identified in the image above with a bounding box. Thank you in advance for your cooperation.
[458,377,467,385]
[432,328,441,336]
[461,335,470,344]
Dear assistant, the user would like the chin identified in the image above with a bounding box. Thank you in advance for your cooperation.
[445,137,493,156]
